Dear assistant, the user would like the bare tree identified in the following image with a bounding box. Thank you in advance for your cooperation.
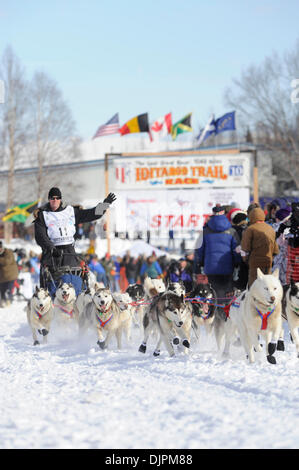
[224,39,299,191]
[0,46,30,241]
[28,71,82,201]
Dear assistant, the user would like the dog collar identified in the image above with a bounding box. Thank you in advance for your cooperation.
[53,304,74,318]
[255,306,275,330]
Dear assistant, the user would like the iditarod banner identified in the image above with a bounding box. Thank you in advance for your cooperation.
[113,187,250,236]
[113,153,251,190]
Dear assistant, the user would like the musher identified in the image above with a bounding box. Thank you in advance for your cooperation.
[34,187,116,297]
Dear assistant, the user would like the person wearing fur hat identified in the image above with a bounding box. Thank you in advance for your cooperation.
[241,207,279,287]
[34,187,117,296]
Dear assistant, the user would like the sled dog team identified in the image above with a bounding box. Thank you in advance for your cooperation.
[26,270,299,364]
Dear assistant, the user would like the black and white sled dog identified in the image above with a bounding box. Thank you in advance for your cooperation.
[223,268,283,364]
[166,280,186,297]
[53,282,78,325]
[78,286,131,349]
[189,283,217,339]
[285,279,299,357]
[126,283,146,330]
[26,287,54,345]
[138,291,190,357]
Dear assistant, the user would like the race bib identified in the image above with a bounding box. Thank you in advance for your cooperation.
[44,206,76,246]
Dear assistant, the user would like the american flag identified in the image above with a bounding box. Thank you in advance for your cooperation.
[92,113,120,139]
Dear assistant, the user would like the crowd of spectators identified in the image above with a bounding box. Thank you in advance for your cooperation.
[1,196,299,306]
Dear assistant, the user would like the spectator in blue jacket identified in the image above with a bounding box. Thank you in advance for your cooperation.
[88,255,108,286]
[194,205,241,299]
[140,255,163,280]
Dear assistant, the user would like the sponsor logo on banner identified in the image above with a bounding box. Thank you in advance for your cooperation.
[113,154,250,189]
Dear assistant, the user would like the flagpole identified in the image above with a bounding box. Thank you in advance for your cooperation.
[104,153,111,256]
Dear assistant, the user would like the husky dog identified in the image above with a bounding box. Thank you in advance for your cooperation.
[113,291,134,342]
[26,287,54,345]
[225,268,283,364]
[143,276,166,299]
[138,291,190,357]
[189,283,216,338]
[79,287,127,349]
[126,283,146,329]
[285,280,299,357]
[167,281,186,297]
[53,282,78,324]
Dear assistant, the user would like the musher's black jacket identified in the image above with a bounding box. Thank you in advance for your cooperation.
[34,202,104,274]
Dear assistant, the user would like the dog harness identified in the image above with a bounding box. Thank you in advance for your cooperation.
[53,304,74,318]
[96,309,113,328]
[255,306,275,330]
[35,310,43,320]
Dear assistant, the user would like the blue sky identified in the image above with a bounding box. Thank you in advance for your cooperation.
[0,0,298,140]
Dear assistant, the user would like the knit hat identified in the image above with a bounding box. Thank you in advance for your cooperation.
[231,209,247,224]
[48,187,62,199]
[275,207,291,221]
[227,208,241,223]
[212,204,225,214]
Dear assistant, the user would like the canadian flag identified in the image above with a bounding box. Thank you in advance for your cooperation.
[150,112,172,137]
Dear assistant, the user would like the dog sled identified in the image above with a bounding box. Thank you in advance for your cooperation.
[41,251,90,299]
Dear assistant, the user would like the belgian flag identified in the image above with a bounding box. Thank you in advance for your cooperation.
[2,200,40,223]
[171,113,192,140]
[119,113,152,141]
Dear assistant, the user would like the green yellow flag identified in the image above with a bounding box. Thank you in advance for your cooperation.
[171,113,192,140]
[2,200,40,223]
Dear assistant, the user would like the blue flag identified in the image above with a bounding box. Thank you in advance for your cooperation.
[214,111,236,135]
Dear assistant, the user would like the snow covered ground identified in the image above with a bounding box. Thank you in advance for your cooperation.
[1,299,299,450]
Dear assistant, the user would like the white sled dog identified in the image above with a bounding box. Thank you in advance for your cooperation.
[138,291,190,357]
[79,287,128,349]
[26,287,54,345]
[225,268,283,364]
[53,282,78,324]
[113,291,134,342]
[285,280,299,357]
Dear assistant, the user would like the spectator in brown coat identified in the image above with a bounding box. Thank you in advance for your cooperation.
[241,207,279,287]
[0,241,19,306]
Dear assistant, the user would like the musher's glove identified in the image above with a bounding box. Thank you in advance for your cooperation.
[103,192,117,204]
[51,247,61,257]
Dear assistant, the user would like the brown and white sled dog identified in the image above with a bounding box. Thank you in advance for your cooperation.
[285,280,299,358]
[53,282,78,325]
[224,268,283,364]
[143,276,166,299]
[26,287,54,345]
[79,287,128,349]
[138,291,190,357]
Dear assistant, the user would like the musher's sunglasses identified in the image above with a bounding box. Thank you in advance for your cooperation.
[50,196,61,200]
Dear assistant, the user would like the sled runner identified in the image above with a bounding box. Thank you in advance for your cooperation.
[41,251,89,299]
